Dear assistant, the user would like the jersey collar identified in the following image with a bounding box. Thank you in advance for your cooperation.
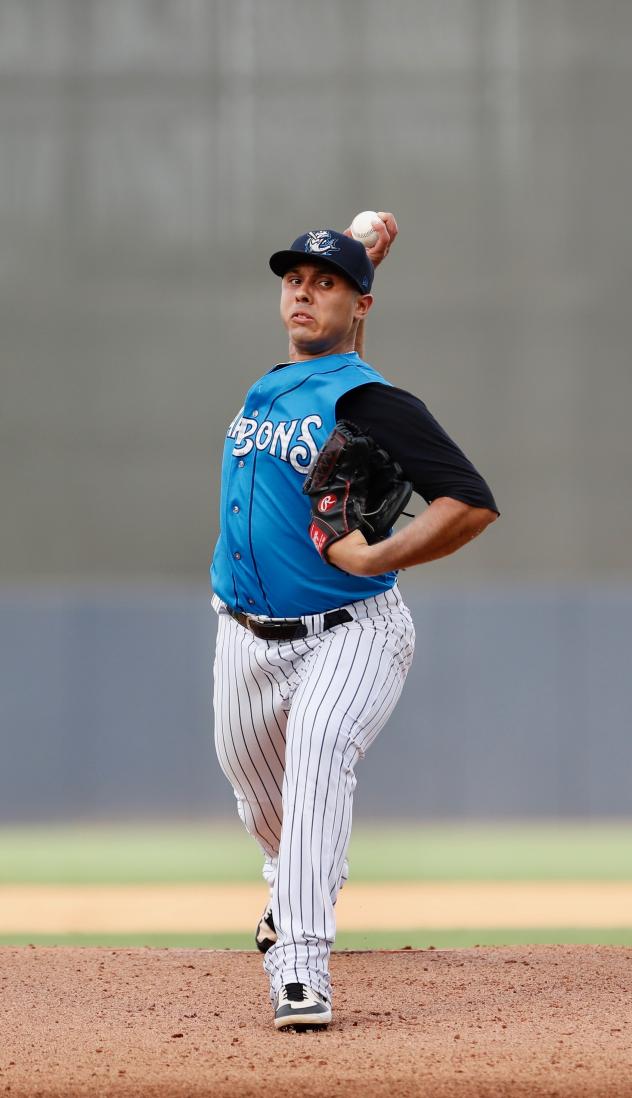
[271,351,362,373]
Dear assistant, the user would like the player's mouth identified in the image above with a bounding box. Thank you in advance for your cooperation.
[291,311,315,324]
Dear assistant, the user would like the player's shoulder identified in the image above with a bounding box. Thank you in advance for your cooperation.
[337,381,433,429]
[349,353,393,386]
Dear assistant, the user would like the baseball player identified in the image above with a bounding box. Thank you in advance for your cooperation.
[210,215,498,1030]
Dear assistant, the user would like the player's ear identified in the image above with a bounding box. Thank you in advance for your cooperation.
[354,293,374,320]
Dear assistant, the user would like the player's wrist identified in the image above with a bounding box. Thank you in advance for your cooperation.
[325,531,373,575]
[354,539,390,576]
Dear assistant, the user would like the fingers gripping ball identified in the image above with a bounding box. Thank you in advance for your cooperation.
[350,210,384,250]
[303,421,413,567]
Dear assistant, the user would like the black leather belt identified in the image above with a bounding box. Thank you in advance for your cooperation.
[228,607,352,642]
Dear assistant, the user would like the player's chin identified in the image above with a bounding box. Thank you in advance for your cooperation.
[290,330,329,355]
[288,317,318,337]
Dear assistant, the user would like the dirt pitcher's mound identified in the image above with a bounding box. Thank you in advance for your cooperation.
[1,946,631,1097]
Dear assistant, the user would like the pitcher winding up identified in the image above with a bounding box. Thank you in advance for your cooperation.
[209,213,499,1030]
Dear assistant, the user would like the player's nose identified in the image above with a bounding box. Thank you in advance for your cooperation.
[295,282,312,301]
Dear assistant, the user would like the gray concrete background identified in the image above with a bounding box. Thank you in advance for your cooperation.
[1,0,631,584]
[2,586,630,822]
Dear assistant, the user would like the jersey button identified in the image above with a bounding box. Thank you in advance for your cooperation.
[237,460,245,468]
[252,410,259,418]
[233,551,241,560]
[232,505,239,514]
[247,598,255,606]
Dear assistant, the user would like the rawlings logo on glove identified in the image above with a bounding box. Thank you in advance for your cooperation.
[302,420,413,568]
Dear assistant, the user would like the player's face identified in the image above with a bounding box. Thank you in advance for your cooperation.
[280,263,373,360]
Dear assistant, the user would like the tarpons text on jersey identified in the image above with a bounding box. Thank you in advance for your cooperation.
[227,408,322,471]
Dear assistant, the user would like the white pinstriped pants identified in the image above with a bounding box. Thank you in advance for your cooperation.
[212,585,415,1004]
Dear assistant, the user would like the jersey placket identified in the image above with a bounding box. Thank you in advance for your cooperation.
[224,399,269,613]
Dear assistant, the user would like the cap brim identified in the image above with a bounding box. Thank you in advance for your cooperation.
[269,250,366,294]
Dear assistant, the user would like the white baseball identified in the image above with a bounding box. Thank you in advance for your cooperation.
[350,210,383,250]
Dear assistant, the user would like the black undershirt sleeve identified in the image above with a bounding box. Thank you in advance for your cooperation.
[336,382,499,513]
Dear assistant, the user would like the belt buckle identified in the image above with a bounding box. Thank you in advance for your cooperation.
[245,614,272,638]
[253,614,306,640]
[239,612,269,633]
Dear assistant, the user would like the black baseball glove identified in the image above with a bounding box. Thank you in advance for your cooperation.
[302,420,413,564]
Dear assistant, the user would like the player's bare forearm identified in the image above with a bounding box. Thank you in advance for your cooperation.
[326,498,498,575]
[346,212,397,360]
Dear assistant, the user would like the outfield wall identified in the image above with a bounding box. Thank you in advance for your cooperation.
[1,585,630,822]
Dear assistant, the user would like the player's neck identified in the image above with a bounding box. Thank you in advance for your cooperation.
[287,332,358,363]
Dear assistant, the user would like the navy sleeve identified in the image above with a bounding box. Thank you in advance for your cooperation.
[336,383,499,513]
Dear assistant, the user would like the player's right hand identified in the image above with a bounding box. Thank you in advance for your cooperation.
[343,211,398,268]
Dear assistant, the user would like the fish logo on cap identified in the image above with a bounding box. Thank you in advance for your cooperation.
[304,230,340,257]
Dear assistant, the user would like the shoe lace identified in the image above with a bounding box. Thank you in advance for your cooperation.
[284,982,306,1002]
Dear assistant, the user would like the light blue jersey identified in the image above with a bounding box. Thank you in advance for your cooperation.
[211,351,397,617]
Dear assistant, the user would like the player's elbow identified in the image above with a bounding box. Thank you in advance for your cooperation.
[436,497,499,533]
[477,507,499,528]
[464,505,499,537]
[438,499,498,543]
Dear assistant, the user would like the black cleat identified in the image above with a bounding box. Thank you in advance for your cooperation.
[255,904,277,954]
[274,982,332,1031]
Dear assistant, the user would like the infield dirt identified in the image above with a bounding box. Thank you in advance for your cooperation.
[2,945,632,1096]
[3,881,632,933]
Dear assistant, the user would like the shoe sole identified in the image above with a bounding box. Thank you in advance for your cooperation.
[274,1009,332,1031]
[277,1022,330,1032]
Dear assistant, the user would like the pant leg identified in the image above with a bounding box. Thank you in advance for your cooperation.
[213,612,289,859]
[264,603,415,1004]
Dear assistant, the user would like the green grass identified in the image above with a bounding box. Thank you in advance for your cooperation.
[0,824,259,884]
[2,928,631,949]
[0,821,631,883]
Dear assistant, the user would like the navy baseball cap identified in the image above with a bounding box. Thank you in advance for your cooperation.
[269,229,374,294]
